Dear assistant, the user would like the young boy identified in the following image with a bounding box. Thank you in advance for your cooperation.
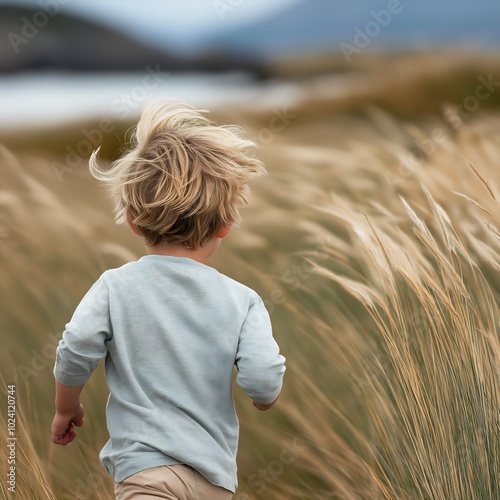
[51,100,286,499]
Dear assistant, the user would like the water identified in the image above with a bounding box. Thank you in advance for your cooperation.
[0,71,302,131]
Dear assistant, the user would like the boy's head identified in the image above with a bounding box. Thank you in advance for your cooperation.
[90,100,265,249]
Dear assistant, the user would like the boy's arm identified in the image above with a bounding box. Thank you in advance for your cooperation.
[52,276,111,445]
[51,382,85,445]
[235,297,286,409]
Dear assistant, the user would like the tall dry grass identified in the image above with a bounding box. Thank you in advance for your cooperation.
[0,99,499,499]
[226,108,500,499]
[265,170,500,499]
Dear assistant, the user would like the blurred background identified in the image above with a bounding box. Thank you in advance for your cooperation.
[1,1,500,499]
[1,0,500,130]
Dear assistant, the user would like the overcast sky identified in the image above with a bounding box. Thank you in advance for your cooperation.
[2,0,301,45]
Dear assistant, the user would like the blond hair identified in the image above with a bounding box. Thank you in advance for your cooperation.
[89,100,265,249]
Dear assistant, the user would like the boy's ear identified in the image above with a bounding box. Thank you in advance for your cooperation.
[216,225,231,239]
[126,210,143,237]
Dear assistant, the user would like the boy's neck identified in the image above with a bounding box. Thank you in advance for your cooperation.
[145,238,220,265]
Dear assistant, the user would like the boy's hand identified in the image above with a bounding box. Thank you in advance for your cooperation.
[51,403,85,445]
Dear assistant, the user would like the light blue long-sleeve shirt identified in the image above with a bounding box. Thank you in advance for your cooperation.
[54,255,286,492]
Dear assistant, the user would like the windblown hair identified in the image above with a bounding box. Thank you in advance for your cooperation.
[89,100,265,249]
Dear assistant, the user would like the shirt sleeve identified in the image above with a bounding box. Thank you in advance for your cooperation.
[54,276,112,386]
[235,297,286,404]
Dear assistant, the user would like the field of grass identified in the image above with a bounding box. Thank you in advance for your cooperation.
[1,53,499,499]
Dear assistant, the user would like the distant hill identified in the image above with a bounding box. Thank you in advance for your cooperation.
[0,6,267,75]
[1,3,499,75]
[204,0,500,58]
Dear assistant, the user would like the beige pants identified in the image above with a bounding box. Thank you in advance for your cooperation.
[114,464,233,500]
